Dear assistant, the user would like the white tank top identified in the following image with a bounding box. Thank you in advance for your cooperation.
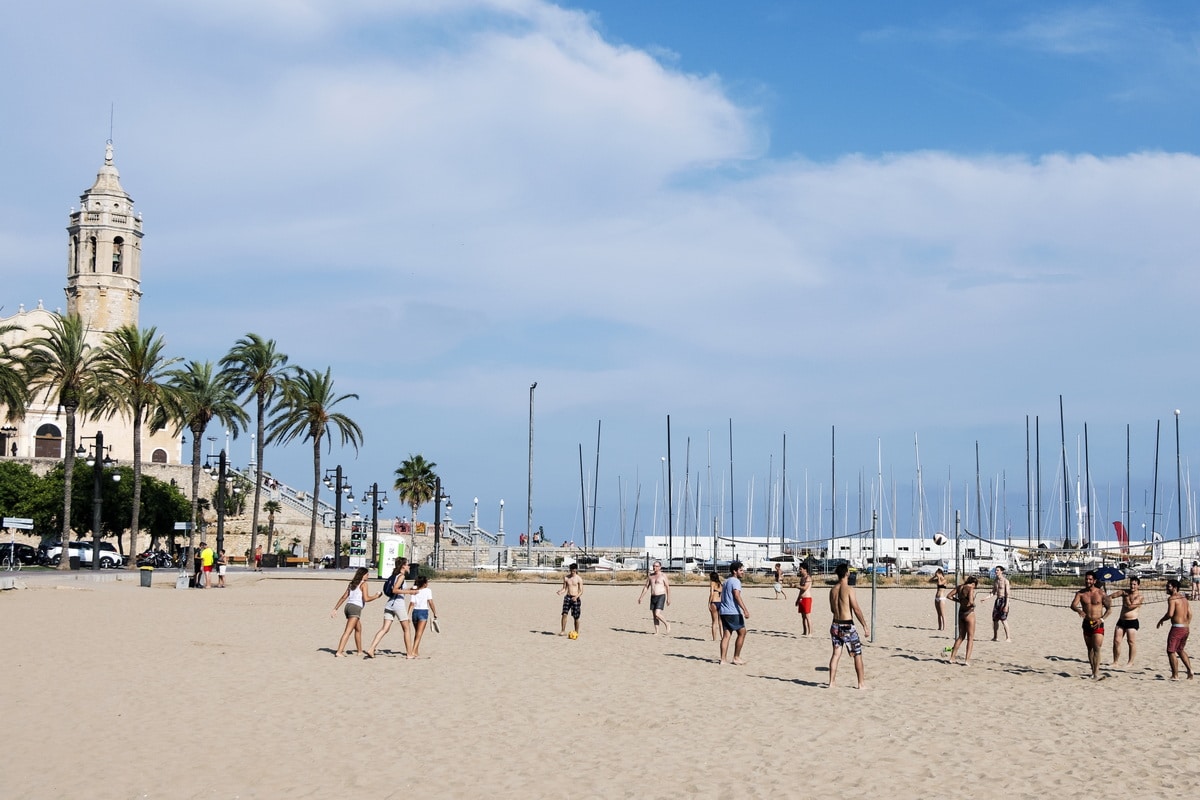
[347,583,364,607]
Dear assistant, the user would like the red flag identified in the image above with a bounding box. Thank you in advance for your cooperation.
[1113,521,1129,555]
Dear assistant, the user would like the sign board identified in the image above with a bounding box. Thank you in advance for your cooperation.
[2,517,33,530]
[174,522,193,531]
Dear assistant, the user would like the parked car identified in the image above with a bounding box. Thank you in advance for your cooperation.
[41,541,126,568]
[0,542,39,568]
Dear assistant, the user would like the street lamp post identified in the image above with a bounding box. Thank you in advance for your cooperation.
[78,431,119,571]
[360,483,389,569]
[204,450,228,558]
[324,466,353,569]
[433,477,451,570]
[527,381,536,564]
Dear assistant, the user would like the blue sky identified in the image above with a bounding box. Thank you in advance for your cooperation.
[3,1,1200,548]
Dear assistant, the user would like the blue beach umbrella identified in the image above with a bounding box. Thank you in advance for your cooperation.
[1094,565,1125,584]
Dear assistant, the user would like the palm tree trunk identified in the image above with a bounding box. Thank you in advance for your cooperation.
[249,393,265,563]
[309,436,321,565]
[59,408,78,570]
[188,427,203,560]
[128,406,143,566]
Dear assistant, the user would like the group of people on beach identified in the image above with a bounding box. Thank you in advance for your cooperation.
[191,542,228,588]
[329,557,437,659]
[933,564,1193,680]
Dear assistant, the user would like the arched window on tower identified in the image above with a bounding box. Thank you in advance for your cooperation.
[112,237,124,273]
[71,235,80,275]
[89,237,97,272]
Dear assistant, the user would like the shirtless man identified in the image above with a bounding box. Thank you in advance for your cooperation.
[1070,570,1113,680]
[637,560,671,634]
[557,563,584,636]
[795,564,814,636]
[1156,578,1193,680]
[828,562,869,689]
[987,566,1011,642]
[1107,576,1143,666]
[772,563,787,600]
[1190,562,1200,601]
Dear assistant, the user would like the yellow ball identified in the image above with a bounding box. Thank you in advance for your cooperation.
[568,630,579,640]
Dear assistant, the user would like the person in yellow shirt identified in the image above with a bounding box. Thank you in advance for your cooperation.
[199,542,215,589]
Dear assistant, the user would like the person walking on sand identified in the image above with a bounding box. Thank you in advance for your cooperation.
[1157,578,1194,680]
[1108,576,1143,667]
[948,576,977,666]
[365,557,412,659]
[1190,562,1200,601]
[828,562,869,689]
[405,575,438,659]
[795,563,813,636]
[1070,570,1112,680]
[331,567,380,657]
[637,560,671,634]
[707,571,723,641]
[216,549,228,588]
[718,561,750,665]
[772,563,787,600]
[986,566,1010,641]
[558,562,583,636]
[932,568,949,631]
[253,544,263,572]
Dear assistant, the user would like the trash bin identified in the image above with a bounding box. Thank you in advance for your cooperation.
[140,566,153,588]
[848,568,857,586]
[69,556,81,570]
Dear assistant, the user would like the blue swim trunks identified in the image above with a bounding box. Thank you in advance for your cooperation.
[720,613,745,632]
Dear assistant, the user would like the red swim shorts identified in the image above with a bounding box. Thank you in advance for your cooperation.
[798,596,813,614]
[1167,625,1190,654]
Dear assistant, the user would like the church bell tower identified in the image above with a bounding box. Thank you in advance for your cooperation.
[65,142,142,334]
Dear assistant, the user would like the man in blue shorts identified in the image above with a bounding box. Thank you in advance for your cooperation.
[718,561,750,665]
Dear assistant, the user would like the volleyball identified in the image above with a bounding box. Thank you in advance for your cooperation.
[568,630,579,640]
[932,533,948,546]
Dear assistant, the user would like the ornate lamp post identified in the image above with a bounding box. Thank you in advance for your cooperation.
[359,483,389,568]
[433,477,451,569]
[323,466,353,568]
[77,431,120,571]
[203,450,231,557]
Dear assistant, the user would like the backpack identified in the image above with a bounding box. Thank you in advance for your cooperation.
[383,573,399,599]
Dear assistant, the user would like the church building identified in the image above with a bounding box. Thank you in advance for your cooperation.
[0,143,184,465]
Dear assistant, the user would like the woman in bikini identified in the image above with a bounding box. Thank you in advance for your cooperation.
[948,575,977,666]
[932,568,949,630]
[708,571,723,641]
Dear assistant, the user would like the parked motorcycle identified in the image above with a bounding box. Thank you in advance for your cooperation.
[135,549,175,568]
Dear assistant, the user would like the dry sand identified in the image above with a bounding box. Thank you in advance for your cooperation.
[2,571,1198,799]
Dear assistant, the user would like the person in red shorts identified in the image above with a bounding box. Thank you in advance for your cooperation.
[1070,571,1112,680]
[794,563,813,636]
[1157,579,1194,681]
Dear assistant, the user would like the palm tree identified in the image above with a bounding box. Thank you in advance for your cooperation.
[266,366,362,565]
[93,325,180,562]
[23,313,101,568]
[0,324,29,421]
[159,361,248,557]
[220,334,289,572]
[263,499,282,554]
[394,454,438,534]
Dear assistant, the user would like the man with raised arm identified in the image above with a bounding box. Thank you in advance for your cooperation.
[828,562,869,689]
[1157,578,1194,681]
[1107,576,1143,667]
[1070,570,1112,680]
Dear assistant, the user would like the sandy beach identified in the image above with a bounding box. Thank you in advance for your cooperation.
[2,570,1198,799]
